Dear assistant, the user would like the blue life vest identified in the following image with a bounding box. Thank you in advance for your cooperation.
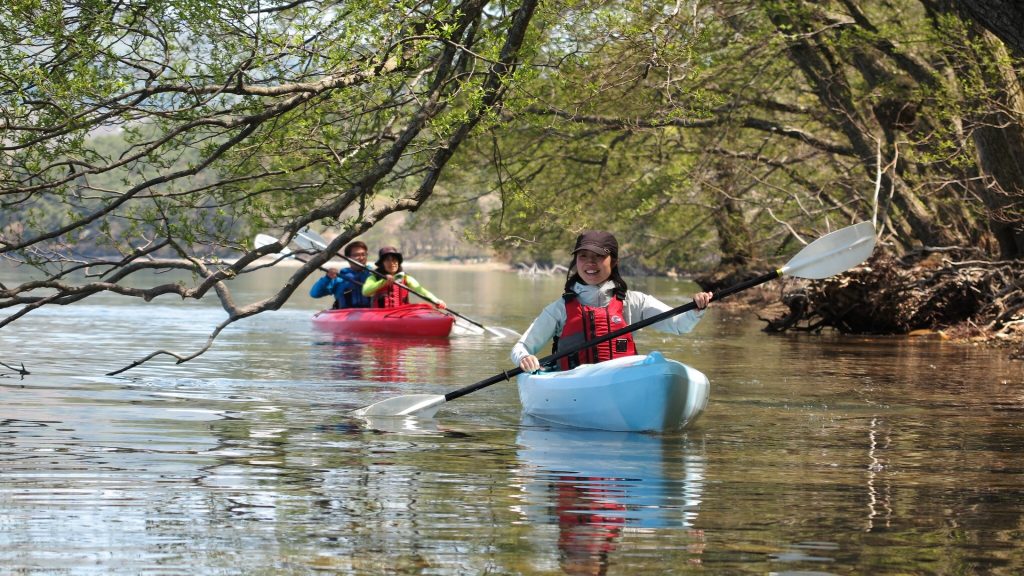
[338,268,372,308]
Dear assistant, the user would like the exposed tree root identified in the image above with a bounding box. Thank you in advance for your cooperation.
[750,247,1024,358]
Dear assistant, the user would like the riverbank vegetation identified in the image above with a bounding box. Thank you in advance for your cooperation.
[2,1,1022,371]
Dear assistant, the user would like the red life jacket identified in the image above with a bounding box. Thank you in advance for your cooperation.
[372,277,410,308]
[554,292,637,370]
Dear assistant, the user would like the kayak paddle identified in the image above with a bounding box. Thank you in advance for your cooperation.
[254,233,331,271]
[351,220,877,418]
[292,228,520,339]
[254,233,291,255]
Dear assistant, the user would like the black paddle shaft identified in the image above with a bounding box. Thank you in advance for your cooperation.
[443,269,781,402]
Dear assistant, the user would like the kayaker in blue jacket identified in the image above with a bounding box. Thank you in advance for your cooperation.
[309,240,374,309]
[511,230,712,372]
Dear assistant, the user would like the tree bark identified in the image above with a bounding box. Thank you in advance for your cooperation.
[955,0,1024,55]
[711,162,754,268]
[968,31,1024,258]
[764,2,960,249]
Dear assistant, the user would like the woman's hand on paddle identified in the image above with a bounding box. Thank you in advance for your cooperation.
[519,354,540,373]
[693,291,713,310]
[435,300,447,310]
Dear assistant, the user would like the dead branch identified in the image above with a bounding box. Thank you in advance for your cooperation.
[0,361,30,379]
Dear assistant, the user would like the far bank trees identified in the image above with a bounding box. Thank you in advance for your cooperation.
[1,0,539,371]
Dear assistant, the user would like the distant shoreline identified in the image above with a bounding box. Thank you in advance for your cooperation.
[404,260,512,272]
[254,256,512,272]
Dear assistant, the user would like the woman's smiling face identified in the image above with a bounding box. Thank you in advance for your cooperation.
[381,255,400,274]
[575,249,614,285]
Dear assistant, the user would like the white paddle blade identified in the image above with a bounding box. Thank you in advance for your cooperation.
[295,228,328,251]
[485,326,521,339]
[350,394,446,418]
[451,319,520,339]
[451,319,486,337]
[781,221,876,280]
[254,234,292,255]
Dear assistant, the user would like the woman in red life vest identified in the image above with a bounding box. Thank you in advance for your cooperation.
[511,230,712,373]
[360,246,447,309]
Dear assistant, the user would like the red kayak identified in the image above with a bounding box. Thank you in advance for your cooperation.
[312,303,454,337]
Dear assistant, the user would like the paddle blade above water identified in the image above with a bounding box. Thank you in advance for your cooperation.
[254,234,292,255]
[782,221,876,279]
[295,228,328,250]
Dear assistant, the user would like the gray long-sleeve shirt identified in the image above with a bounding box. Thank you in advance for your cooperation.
[510,280,705,366]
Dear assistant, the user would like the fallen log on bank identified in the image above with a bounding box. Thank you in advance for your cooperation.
[751,247,1024,357]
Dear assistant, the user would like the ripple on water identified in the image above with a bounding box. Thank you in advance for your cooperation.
[4,268,1024,574]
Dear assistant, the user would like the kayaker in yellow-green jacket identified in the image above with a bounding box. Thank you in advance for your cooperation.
[362,246,447,309]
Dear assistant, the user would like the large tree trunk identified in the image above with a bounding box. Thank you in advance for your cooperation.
[711,162,754,268]
[924,0,1024,256]
[968,31,1024,258]
[763,2,961,250]
[955,0,1024,55]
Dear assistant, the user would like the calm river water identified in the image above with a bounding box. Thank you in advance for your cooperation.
[2,264,1024,575]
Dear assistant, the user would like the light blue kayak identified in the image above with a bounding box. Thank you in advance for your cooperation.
[516,352,710,432]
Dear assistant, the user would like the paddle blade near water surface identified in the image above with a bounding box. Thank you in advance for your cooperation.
[350,394,447,418]
[452,320,521,339]
[451,319,486,337]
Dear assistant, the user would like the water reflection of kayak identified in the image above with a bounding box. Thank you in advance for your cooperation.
[312,303,454,337]
[512,422,705,528]
[517,352,710,432]
[512,423,706,573]
[312,332,452,383]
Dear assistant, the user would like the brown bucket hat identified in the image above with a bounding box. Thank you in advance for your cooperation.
[375,245,403,268]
